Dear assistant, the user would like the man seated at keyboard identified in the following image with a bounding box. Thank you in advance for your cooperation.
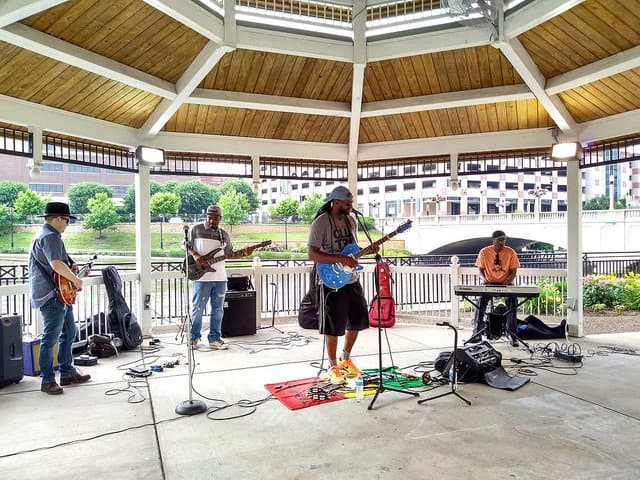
[473,230,520,346]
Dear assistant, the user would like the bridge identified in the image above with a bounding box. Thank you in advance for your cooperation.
[393,209,640,255]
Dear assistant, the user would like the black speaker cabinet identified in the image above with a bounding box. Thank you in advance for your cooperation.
[1,314,24,388]
[221,291,256,337]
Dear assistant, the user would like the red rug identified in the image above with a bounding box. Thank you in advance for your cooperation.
[265,376,347,410]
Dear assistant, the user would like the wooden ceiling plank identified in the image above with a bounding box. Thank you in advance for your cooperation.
[417,109,436,138]
[588,78,635,112]
[464,47,483,91]
[204,50,233,90]
[399,56,421,98]
[62,1,126,47]
[334,63,353,102]
[253,53,277,94]
[431,52,452,94]
[416,54,441,95]
[453,49,472,91]
[504,0,585,38]
[465,105,480,133]
[442,51,462,92]
[227,51,251,93]
[286,56,313,98]
[142,0,224,43]
[25,0,101,37]
[305,58,335,100]
[475,103,490,132]
[516,99,529,130]
[561,9,622,56]
[0,0,69,29]
[544,18,603,68]
[319,61,351,102]
[588,0,640,45]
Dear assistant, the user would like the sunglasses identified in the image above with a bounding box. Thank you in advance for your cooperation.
[60,217,70,224]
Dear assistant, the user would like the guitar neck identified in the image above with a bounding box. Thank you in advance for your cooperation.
[354,230,401,259]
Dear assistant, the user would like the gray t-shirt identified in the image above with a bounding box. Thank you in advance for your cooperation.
[308,212,359,284]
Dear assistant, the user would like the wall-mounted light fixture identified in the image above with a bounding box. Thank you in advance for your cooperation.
[135,146,165,166]
[551,141,581,160]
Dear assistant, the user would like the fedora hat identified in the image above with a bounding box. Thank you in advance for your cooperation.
[324,185,353,202]
[38,202,77,219]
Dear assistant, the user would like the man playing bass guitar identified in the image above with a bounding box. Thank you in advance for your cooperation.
[29,202,91,395]
[308,186,373,384]
[184,205,254,349]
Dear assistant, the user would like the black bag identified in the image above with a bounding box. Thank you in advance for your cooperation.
[297,266,320,329]
[87,334,122,358]
[75,312,107,342]
[102,266,143,350]
[227,274,252,291]
[516,315,567,340]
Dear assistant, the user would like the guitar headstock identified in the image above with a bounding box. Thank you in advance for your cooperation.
[397,219,412,233]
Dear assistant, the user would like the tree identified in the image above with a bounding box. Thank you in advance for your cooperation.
[150,192,181,219]
[121,181,164,215]
[0,204,12,227]
[68,182,113,214]
[217,189,249,227]
[298,192,325,223]
[583,195,610,210]
[83,193,120,238]
[270,198,300,219]
[0,181,28,206]
[14,190,46,221]
[217,180,259,212]
[175,181,215,216]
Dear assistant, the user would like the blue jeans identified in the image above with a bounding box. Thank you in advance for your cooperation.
[39,298,76,383]
[190,281,227,343]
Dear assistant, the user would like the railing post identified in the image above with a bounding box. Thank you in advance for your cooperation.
[253,256,263,328]
[450,255,461,328]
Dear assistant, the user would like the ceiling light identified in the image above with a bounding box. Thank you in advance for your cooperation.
[135,146,165,166]
[551,142,581,160]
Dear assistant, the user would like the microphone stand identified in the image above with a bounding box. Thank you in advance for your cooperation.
[418,322,471,406]
[175,225,207,416]
[353,212,418,409]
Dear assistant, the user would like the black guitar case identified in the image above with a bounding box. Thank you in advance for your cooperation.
[102,266,143,350]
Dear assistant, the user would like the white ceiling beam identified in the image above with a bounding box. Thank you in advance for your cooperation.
[188,89,350,117]
[504,0,585,39]
[348,0,367,194]
[0,23,176,99]
[0,93,140,147]
[368,25,492,62]
[236,25,353,62]
[579,108,640,145]
[546,45,640,95]
[496,38,577,136]
[0,0,67,28]
[140,41,233,137]
[142,0,224,43]
[362,84,533,117]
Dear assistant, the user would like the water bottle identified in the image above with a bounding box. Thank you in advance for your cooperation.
[355,375,364,400]
[448,364,456,385]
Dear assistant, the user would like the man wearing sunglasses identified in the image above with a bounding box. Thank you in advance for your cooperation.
[29,202,91,395]
[472,230,520,346]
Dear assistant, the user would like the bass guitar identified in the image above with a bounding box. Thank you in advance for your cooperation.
[54,254,98,305]
[184,240,272,281]
[317,220,412,289]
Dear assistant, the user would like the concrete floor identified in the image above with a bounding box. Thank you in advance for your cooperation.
[1,323,639,480]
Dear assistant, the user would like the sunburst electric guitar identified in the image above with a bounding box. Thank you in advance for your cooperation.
[184,241,272,281]
[54,254,98,305]
[317,220,412,289]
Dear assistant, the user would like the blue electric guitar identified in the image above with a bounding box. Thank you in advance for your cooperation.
[317,220,412,289]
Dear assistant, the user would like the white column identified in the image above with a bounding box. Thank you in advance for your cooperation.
[566,160,583,337]
[135,163,153,336]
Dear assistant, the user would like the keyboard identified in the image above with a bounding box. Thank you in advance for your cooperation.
[454,284,540,298]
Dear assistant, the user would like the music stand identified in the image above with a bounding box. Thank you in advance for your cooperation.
[368,254,419,410]
[175,225,207,416]
[418,322,471,406]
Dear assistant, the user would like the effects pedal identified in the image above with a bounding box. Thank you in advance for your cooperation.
[150,365,163,373]
[74,354,98,366]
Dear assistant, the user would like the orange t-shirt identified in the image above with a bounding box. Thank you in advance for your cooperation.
[475,246,520,284]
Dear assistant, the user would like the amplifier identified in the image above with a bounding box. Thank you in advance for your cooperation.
[23,338,59,376]
[221,290,256,337]
[0,314,23,388]
[456,341,502,372]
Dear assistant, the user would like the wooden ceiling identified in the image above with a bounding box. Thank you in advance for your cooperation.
[0,0,638,159]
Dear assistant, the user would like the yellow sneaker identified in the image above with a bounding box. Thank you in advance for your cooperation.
[338,357,363,376]
[328,365,346,385]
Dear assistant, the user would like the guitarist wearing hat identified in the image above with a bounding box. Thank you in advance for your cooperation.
[29,202,91,395]
[184,205,254,349]
[308,185,373,385]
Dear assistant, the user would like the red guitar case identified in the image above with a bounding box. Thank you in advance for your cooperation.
[368,261,396,328]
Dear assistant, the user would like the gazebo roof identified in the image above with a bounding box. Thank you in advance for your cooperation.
[0,0,639,160]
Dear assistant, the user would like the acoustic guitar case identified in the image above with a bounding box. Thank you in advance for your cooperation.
[102,266,142,350]
[368,261,396,328]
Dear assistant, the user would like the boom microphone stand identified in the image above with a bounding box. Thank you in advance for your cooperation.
[176,225,207,416]
[418,322,470,406]
[353,213,417,409]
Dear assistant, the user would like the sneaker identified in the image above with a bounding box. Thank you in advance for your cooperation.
[190,338,200,346]
[209,340,228,350]
[41,381,63,395]
[338,357,363,376]
[60,371,91,386]
[328,365,345,385]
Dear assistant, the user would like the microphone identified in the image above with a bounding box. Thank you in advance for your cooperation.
[183,225,189,233]
[351,208,363,216]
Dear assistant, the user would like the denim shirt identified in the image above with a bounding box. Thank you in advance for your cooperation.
[29,223,70,309]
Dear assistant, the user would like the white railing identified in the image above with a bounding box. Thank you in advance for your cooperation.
[0,259,567,339]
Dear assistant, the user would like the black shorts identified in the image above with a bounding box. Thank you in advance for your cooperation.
[319,282,369,336]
